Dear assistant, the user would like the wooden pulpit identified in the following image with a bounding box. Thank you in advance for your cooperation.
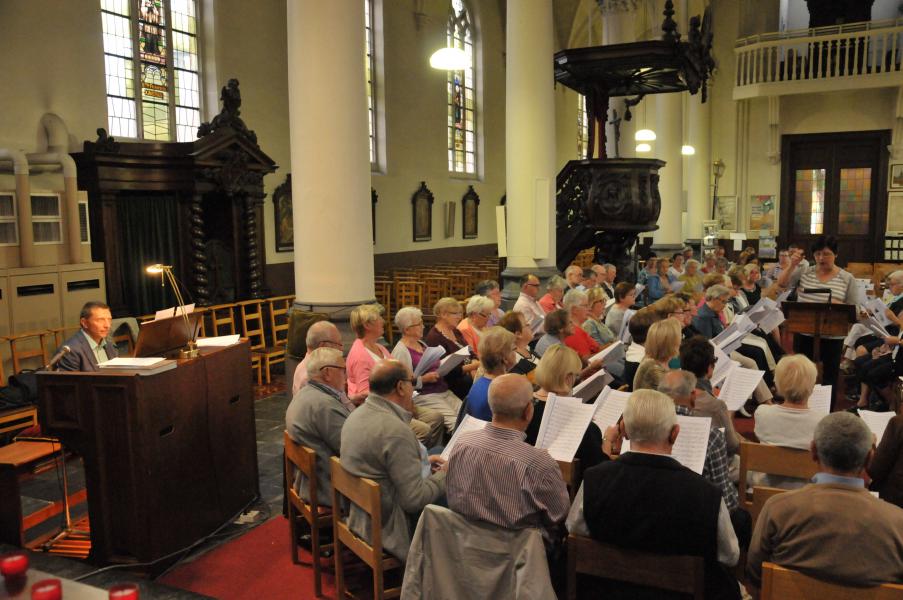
[36,342,258,565]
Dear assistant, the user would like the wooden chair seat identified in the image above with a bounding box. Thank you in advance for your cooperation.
[0,406,37,437]
[760,562,903,599]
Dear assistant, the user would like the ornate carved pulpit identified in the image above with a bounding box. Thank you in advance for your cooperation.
[74,80,277,316]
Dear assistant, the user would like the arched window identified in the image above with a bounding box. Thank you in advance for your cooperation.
[100,0,203,141]
[447,0,476,175]
[365,0,377,167]
[577,95,589,159]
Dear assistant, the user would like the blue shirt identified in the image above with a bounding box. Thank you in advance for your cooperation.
[465,376,493,421]
[812,472,865,488]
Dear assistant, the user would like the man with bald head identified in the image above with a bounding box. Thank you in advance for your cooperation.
[447,374,570,545]
[291,320,344,396]
[340,359,446,562]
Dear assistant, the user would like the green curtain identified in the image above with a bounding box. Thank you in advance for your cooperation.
[117,195,181,316]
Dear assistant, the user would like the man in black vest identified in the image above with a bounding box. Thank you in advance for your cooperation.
[566,389,741,600]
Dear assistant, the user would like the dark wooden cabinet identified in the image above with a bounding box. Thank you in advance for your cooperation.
[36,342,258,565]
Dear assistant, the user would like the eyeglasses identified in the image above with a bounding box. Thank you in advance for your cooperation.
[320,364,346,372]
[407,322,424,328]
[525,283,539,288]
[477,312,491,319]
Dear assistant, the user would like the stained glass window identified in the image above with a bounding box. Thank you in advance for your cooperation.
[577,95,589,159]
[838,168,871,235]
[100,0,202,142]
[794,169,826,235]
[447,0,476,175]
[365,0,377,167]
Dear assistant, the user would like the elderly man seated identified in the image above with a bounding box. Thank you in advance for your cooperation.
[747,412,903,590]
[340,360,446,562]
[285,347,350,506]
[291,320,345,397]
[567,389,740,600]
[512,273,546,335]
[447,374,570,547]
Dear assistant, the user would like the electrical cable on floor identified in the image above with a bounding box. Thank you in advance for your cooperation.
[73,495,261,582]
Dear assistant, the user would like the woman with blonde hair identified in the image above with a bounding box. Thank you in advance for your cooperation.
[633,318,681,391]
[463,326,517,421]
[582,287,617,346]
[754,355,822,450]
[391,306,462,433]
[527,344,617,466]
[425,297,480,399]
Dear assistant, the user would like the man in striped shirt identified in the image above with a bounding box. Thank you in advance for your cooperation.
[446,374,570,546]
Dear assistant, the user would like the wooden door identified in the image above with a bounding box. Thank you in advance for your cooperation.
[780,130,890,264]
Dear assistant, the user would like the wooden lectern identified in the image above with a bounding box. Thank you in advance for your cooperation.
[36,342,258,565]
[781,301,856,374]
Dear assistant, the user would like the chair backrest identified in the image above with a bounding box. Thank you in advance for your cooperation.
[760,562,903,599]
[750,486,787,529]
[284,430,319,509]
[237,300,266,350]
[267,295,294,348]
[557,459,581,502]
[567,535,705,600]
[208,303,237,336]
[8,331,50,374]
[738,440,818,508]
[330,456,384,565]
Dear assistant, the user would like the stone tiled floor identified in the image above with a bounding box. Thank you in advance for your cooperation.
[13,381,292,598]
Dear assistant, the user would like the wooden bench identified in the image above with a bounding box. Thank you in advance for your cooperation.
[0,406,38,438]
[0,440,85,547]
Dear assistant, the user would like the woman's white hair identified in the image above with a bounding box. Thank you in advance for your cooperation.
[623,389,677,445]
[705,284,731,302]
[394,306,423,331]
[888,270,903,286]
[546,275,567,291]
[465,294,495,315]
[305,347,344,378]
[562,289,588,311]
[685,259,700,269]
[743,263,760,276]
[774,354,817,405]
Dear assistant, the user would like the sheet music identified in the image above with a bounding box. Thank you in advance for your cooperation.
[99,356,167,368]
[712,323,747,355]
[436,346,469,376]
[776,288,793,305]
[756,309,786,334]
[808,385,832,415]
[671,280,686,293]
[414,346,446,377]
[196,334,240,347]
[154,303,195,321]
[718,366,764,411]
[588,341,624,365]
[572,368,613,402]
[591,387,631,432]
[865,297,894,327]
[858,410,896,442]
[864,314,891,339]
[534,394,597,462]
[672,415,712,474]
[634,284,645,297]
[712,355,739,388]
[440,415,489,460]
[618,309,637,343]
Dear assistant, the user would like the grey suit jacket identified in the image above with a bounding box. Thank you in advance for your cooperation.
[57,330,119,372]
[339,393,446,562]
[285,381,350,507]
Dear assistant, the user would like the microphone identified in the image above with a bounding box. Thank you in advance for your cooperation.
[44,345,71,370]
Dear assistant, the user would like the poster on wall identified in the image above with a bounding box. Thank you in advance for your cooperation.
[749,195,776,233]
[715,196,737,232]
[758,228,777,259]
[887,192,903,233]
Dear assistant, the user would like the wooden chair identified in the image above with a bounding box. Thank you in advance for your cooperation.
[566,534,705,600]
[846,262,874,279]
[557,459,581,502]
[330,456,402,600]
[7,331,50,374]
[760,562,903,599]
[394,280,423,313]
[267,295,294,353]
[0,406,36,437]
[737,440,819,510]
[49,326,80,353]
[237,299,285,385]
[374,279,394,344]
[284,432,332,597]
[750,486,786,529]
[207,303,237,336]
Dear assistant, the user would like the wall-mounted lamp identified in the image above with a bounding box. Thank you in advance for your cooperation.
[429,47,468,70]
[681,145,696,156]
[635,129,657,141]
[711,159,726,220]
[635,143,652,153]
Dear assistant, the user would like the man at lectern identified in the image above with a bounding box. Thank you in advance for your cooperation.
[57,301,119,371]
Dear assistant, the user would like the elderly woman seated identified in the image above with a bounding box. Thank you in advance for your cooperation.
[391,306,462,434]
[424,297,481,400]
[583,287,616,346]
[535,309,570,358]
[678,259,704,296]
[498,311,540,381]
[633,318,682,392]
[562,289,602,361]
[693,284,732,339]
[457,294,496,357]
[605,282,636,337]
[474,279,505,326]
[538,275,567,314]
[463,326,518,422]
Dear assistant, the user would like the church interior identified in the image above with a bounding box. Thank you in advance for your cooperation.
[2,0,903,598]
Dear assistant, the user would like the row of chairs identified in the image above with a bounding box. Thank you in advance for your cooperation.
[375,258,500,343]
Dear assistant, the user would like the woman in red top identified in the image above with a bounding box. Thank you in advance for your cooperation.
[561,288,602,363]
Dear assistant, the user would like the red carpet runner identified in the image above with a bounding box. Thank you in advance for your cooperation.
[159,516,338,599]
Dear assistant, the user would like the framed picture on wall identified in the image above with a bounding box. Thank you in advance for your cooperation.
[412,181,434,242]
[890,164,903,189]
[462,185,480,239]
[273,174,293,252]
[715,195,737,232]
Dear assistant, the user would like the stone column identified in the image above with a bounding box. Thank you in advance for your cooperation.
[652,91,684,255]
[287,0,375,323]
[501,0,558,305]
[685,94,710,243]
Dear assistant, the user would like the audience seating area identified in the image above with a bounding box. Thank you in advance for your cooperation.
[760,562,903,599]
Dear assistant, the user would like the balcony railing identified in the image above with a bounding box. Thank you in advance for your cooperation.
[734,18,903,97]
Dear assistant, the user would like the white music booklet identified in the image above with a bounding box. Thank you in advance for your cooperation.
[534,394,596,462]
[621,415,712,475]
[440,415,488,461]
[591,386,631,432]
[858,410,896,443]
[808,385,832,415]
[718,366,764,411]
